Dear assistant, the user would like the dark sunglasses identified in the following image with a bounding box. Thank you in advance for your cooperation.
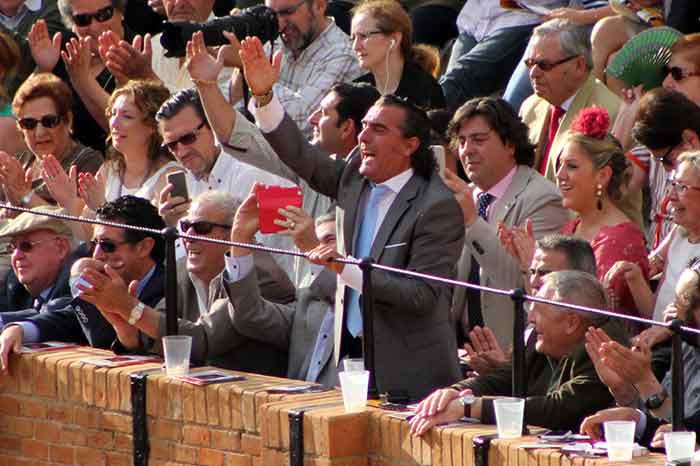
[524,55,578,71]
[180,219,232,235]
[162,122,206,153]
[7,237,58,253]
[90,238,129,253]
[72,5,115,27]
[18,114,62,130]
[662,65,700,82]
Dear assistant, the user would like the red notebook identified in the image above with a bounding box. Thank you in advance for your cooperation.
[256,185,303,234]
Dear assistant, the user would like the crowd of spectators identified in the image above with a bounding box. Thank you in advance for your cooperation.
[0,0,697,456]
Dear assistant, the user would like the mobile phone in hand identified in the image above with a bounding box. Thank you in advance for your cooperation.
[167,170,189,201]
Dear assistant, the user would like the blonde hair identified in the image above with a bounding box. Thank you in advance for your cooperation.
[566,131,630,201]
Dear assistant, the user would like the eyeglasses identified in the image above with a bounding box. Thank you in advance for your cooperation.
[179,219,232,235]
[161,121,206,153]
[90,238,130,253]
[524,55,578,71]
[8,237,59,253]
[350,30,384,42]
[273,0,307,17]
[662,65,700,82]
[72,5,115,27]
[18,114,62,130]
[670,179,700,195]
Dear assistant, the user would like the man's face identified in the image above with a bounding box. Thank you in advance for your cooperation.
[70,0,124,53]
[266,0,319,55]
[308,91,345,152]
[357,104,415,183]
[10,229,67,295]
[91,225,148,283]
[670,269,700,327]
[181,202,230,283]
[529,248,570,295]
[456,115,516,191]
[159,106,217,180]
[315,220,337,248]
[527,33,584,106]
[528,282,576,359]
[163,0,213,21]
[662,53,700,106]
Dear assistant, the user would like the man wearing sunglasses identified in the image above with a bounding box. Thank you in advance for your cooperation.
[0,196,168,369]
[0,206,85,324]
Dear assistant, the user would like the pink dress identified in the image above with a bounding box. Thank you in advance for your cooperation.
[562,219,650,322]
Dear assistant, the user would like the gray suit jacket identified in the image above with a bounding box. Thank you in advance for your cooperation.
[453,166,569,348]
[228,267,338,387]
[263,114,464,400]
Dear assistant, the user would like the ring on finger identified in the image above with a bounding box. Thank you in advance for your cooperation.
[289,221,296,230]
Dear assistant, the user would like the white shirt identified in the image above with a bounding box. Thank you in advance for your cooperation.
[456,0,565,40]
[653,230,700,321]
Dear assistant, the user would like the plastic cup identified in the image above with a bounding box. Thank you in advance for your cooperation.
[338,370,369,413]
[342,358,365,372]
[493,398,525,439]
[604,421,636,461]
[665,431,696,462]
[163,335,192,376]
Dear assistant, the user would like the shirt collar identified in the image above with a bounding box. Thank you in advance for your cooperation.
[374,168,414,194]
[475,165,517,200]
[136,265,157,297]
[25,0,41,11]
[560,89,578,112]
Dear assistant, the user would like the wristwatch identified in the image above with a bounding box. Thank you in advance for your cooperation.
[128,302,146,325]
[20,191,33,206]
[458,392,476,417]
[644,388,668,410]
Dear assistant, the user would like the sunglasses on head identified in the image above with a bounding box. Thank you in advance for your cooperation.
[7,237,58,253]
[180,219,232,235]
[72,5,115,27]
[90,238,129,253]
[18,114,62,130]
[662,65,700,82]
[162,121,206,153]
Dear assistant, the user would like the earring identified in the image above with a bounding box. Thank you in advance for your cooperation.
[596,184,603,211]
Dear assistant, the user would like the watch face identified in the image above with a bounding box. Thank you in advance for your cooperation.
[462,394,475,405]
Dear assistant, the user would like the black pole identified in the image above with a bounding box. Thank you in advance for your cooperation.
[510,288,526,398]
[359,257,378,399]
[163,227,179,336]
[670,319,685,430]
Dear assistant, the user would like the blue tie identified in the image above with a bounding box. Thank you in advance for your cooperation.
[346,184,389,337]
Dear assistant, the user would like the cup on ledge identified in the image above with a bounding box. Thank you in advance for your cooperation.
[342,357,365,372]
[163,335,192,376]
[603,420,636,462]
[493,398,525,439]
[338,369,369,413]
[665,431,696,462]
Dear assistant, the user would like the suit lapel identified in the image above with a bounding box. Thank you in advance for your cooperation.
[531,103,551,171]
[344,178,369,255]
[370,174,421,260]
[491,166,531,224]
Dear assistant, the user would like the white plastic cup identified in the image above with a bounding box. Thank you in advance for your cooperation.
[665,431,696,462]
[493,398,525,439]
[342,358,365,372]
[163,335,192,376]
[603,421,636,461]
[338,370,369,413]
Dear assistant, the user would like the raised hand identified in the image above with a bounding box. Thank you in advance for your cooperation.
[62,37,93,85]
[276,205,318,252]
[40,155,80,211]
[78,170,106,211]
[158,183,190,227]
[28,19,62,72]
[186,31,224,83]
[441,168,476,225]
[0,151,32,205]
[463,326,508,374]
[239,36,281,96]
[103,33,156,84]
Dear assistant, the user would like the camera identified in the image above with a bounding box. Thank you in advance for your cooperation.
[160,5,279,58]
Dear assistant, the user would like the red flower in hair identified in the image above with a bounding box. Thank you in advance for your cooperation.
[571,107,610,140]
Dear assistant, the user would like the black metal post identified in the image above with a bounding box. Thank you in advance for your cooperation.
[163,227,179,336]
[359,257,378,399]
[670,319,685,430]
[510,288,526,398]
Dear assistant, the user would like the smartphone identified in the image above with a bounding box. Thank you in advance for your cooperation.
[167,170,189,201]
[430,145,446,177]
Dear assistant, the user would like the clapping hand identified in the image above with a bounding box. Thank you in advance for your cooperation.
[239,36,281,96]
[28,19,62,72]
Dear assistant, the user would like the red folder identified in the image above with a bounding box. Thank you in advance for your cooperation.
[256,185,303,234]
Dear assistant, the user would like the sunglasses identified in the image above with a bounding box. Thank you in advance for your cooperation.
[162,121,206,153]
[72,5,115,27]
[524,55,578,71]
[662,65,700,82]
[18,114,62,130]
[180,219,232,235]
[90,238,129,253]
[7,237,59,253]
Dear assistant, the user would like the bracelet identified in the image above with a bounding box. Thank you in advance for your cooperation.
[191,78,218,86]
[253,89,274,108]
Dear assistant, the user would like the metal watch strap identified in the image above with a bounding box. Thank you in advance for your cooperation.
[128,302,146,325]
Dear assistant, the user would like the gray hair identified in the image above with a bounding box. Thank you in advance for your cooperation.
[678,151,700,174]
[536,234,597,276]
[532,18,593,70]
[314,211,336,227]
[190,190,240,226]
[542,270,609,326]
[58,0,127,29]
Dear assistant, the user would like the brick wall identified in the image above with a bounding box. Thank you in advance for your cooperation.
[0,347,668,466]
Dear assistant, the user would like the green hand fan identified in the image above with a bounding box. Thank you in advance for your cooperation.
[606,27,683,91]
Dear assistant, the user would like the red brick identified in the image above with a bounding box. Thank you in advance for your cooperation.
[87,430,115,449]
[0,395,19,415]
[100,411,132,433]
[173,443,198,463]
[183,425,211,446]
[13,418,34,437]
[150,439,171,460]
[60,426,87,446]
[34,421,61,443]
[0,434,21,452]
[241,434,261,456]
[20,398,47,418]
[105,451,131,466]
[227,452,253,466]
[75,406,101,429]
[47,403,72,423]
[199,447,225,466]
[211,430,241,451]
[114,433,132,452]
[75,446,106,466]
[149,419,181,441]
[21,439,49,460]
[49,444,75,464]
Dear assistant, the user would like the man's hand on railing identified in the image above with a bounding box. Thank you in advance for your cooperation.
[409,387,466,436]
[0,325,23,374]
[306,244,344,275]
[580,407,640,441]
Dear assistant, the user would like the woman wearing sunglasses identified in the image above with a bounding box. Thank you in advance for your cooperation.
[0,72,102,213]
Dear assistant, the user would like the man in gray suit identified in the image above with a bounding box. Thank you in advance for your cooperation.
[443,97,569,349]
[226,199,339,387]
[239,36,465,401]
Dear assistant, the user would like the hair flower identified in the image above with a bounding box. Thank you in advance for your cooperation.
[571,107,610,140]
